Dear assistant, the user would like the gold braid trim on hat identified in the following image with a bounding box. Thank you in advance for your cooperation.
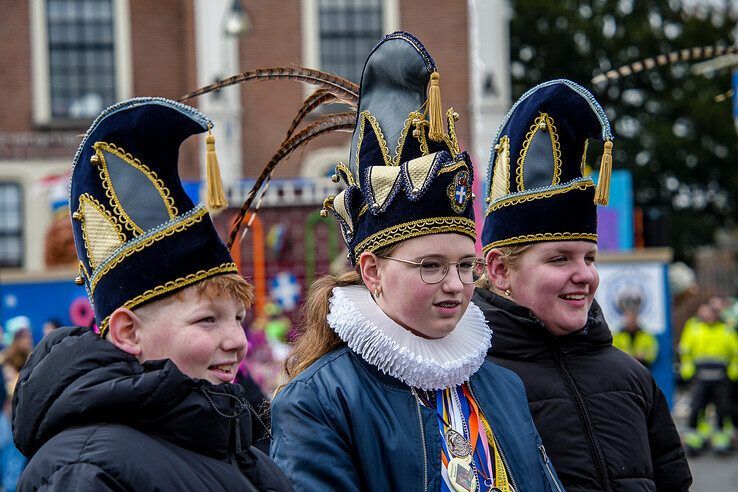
[515,113,562,192]
[356,111,393,170]
[483,232,598,254]
[89,207,208,293]
[77,193,125,270]
[354,217,476,257]
[94,142,179,237]
[98,262,239,336]
[485,180,594,216]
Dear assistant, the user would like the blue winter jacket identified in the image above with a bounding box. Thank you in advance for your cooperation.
[271,346,564,491]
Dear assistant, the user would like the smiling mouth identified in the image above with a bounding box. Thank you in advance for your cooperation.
[434,300,461,308]
[560,294,586,301]
[209,363,235,373]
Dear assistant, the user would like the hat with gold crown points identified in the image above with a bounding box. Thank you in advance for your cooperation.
[321,31,477,264]
[481,79,614,254]
[69,97,238,334]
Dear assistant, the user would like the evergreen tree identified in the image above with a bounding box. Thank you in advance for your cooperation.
[509,0,737,260]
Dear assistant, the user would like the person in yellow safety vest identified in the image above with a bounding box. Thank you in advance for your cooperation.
[680,304,738,455]
[613,310,658,368]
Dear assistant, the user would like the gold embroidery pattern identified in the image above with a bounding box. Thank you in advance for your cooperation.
[515,113,562,192]
[446,171,472,214]
[483,232,598,253]
[547,115,563,186]
[355,217,476,256]
[358,203,368,218]
[333,189,353,232]
[485,180,594,216]
[580,140,589,176]
[89,207,208,293]
[94,142,179,236]
[356,111,393,171]
[445,108,460,155]
[78,194,125,270]
[394,111,427,164]
[490,136,511,202]
[369,166,402,208]
[98,262,238,335]
[78,261,90,280]
[405,153,437,190]
[437,159,468,175]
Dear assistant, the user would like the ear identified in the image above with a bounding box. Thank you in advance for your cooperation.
[107,307,142,357]
[358,251,382,293]
[485,249,509,292]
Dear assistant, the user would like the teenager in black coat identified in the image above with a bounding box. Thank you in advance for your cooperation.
[478,79,691,491]
[13,326,290,492]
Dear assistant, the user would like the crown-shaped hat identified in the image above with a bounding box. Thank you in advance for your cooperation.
[69,98,237,334]
[323,31,476,263]
[481,79,614,253]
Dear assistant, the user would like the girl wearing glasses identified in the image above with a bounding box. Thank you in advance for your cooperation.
[476,80,691,491]
[270,32,564,492]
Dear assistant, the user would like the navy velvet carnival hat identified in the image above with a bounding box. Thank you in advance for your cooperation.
[481,79,614,254]
[69,98,237,334]
[321,31,476,264]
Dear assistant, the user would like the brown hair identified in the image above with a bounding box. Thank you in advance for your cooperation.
[478,244,532,291]
[154,273,254,310]
[278,244,398,393]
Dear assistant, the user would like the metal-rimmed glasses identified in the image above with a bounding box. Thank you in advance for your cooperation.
[379,255,486,284]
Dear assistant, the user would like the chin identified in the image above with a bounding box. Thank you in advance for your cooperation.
[431,322,457,339]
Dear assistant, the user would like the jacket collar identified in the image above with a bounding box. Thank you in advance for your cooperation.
[472,288,612,360]
[13,327,252,460]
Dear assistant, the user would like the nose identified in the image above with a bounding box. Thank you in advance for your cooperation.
[223,320,248,356]
[442,264,465,293]
[571,258,595,285]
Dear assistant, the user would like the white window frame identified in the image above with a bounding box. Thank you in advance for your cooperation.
[301,0,399,93]
[30,0,133,126]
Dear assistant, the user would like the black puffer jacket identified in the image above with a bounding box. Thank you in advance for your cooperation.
[12,327,292,492]
[473,289,691,492]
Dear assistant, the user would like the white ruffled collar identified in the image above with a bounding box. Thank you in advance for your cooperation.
[327,285,491,390]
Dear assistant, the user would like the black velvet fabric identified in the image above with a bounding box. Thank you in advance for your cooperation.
[482,80,610,250]
[334,32,476,263]
[69,99,236,326]
[484,184,598,248]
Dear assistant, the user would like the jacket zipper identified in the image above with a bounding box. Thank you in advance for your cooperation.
[411,389,428,492]
[467,383,519,492]
[552,348,612,492]
[539,444,564,492]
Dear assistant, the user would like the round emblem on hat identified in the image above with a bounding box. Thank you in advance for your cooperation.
[447,170,471,214]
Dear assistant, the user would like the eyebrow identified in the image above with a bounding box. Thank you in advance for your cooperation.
[409,253,477,261]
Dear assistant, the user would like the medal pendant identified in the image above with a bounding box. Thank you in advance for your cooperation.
[445,428,472,458]
[448,457,477,492]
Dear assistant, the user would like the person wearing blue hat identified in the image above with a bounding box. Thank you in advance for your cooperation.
[270,32,564,492]
[474,80,691,491]
[11,99,291,491]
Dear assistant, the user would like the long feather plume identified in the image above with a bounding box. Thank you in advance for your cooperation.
[591,45,738,85]
[286,89,354,138]
[227,112,355,248]
[178,67,359,104]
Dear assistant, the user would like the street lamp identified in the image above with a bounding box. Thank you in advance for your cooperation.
[224,0,251,37]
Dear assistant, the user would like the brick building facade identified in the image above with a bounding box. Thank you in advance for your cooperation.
[0,0,511,316]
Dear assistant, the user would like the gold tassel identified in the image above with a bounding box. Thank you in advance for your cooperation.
[427,71,445,142]
[205,127,228,213]
[594,140,612,206]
